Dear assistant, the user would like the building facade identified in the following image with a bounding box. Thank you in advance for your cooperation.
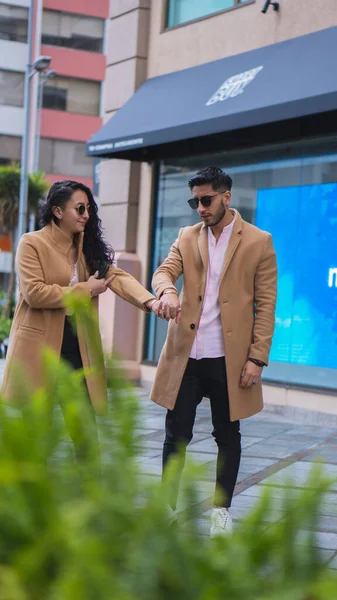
[91,0,337,417]
[0,0,108,284]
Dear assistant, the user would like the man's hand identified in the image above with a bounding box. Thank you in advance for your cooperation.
[156,293,181,323]
[240,361,263,389]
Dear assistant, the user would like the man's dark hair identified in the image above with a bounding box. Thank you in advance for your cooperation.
[188,166,232,192]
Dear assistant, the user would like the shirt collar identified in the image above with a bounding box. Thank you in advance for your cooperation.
[208,210,236,243]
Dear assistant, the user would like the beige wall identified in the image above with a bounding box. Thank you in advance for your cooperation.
[100,0,337,415]
[148,0,337,77]
[99,0,151,373]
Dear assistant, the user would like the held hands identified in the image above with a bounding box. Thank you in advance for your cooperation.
[240,361,263,389]
[150,293,182,323]
[87,271,115,297]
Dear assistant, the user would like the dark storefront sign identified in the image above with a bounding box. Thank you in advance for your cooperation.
[87,26,337,161]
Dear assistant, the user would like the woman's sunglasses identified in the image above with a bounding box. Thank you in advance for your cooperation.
[75,204,91,216]
[187,191,226,210]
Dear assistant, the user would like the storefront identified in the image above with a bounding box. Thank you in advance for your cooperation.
[87,26,337,396]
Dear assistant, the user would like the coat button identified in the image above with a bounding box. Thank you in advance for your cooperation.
[198,295,202,302]
[190,323,195,330]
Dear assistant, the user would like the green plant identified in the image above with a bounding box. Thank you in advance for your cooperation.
[0,165,49,318]
[0,289,5,317]
[0,294,336,599]
[0,315,11,343]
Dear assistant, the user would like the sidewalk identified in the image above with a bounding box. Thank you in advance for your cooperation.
[1,358,337,569]
[134,387,337,570]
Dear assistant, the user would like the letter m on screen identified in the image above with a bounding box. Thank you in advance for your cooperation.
[328,267,337,288]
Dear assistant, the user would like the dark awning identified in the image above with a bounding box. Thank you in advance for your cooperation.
[87,26,337,161]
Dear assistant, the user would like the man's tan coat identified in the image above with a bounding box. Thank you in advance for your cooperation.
[1,221,155,414]
[150,210,277,422]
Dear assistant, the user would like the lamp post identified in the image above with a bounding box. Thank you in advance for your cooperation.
[17,43,52,242]
[33,68,56,173]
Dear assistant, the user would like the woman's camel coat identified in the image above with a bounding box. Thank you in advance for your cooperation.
[150,210,277,422]
[1,220,155,414]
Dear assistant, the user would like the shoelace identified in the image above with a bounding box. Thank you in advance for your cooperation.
[213,509,230,529]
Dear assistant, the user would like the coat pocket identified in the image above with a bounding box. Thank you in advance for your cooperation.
[19,325,44,334]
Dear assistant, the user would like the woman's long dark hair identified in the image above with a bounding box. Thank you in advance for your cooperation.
[39,180,115,274]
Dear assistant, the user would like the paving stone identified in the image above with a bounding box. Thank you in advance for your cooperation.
[180,517,210,536]
[313,531,337,550]
[238,484,306,500]
[286,426,336,438]
[265,436,317,450]
[319,516,337,533]
[240,422,291,438]
[187,438,218,453]
[328,554,337,569]
[240,456,275,469]
[231,493,264,509]
[177,492,214,512]
[134,428,157,436]
[319,502,337,518]
[243,444,296,459]
[134,449,162,462]
[136,439,163,450]
[185,451,217,465]
[188,433,213,444]
[260,461,337,490]
[139,455,163,467]
[318,549,336,563]
[138,462,162,476]
[193,422,213,434]
[138,417,166,430]
[241,436,264,448]
[302,447,337,465]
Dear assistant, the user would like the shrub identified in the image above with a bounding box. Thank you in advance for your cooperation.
[0,295,336,599]
[0,315,11,343]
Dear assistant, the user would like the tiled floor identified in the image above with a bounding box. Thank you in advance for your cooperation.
[1,358,337,570]
[134,387,337,570]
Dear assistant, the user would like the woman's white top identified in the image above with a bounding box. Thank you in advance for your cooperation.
[69,262,79,286]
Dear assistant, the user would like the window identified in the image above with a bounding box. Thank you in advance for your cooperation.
[43,86,67,111]
[167,0,250,27]
[39,138,93,177]
[0,70,24,107]
[42,76,100,116]
[0,135,21,163]
[146,137,337,392]
[42,10,104,53]
[0,3,28,43]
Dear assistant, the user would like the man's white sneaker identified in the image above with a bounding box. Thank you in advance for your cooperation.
[210,508,233,538]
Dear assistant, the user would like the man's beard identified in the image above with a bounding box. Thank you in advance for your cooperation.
[204,204,226,227]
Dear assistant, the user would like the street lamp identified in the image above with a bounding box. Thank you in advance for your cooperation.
[32,56,52,72]
[33,68,56,173]
[17,35,52,243]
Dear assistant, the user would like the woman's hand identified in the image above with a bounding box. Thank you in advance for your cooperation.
[87,271,115,297]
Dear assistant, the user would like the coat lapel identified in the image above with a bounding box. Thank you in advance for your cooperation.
[197,224,208,271]
[45,221,86,281]
[220,210,243,283]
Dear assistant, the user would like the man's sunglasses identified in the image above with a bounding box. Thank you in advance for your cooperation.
[75,204,91,216]
[187,191,226,210]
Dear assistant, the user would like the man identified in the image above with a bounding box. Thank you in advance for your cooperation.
[150,166,277,537]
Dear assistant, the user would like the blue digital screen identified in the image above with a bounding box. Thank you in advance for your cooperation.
[255,183,337,369]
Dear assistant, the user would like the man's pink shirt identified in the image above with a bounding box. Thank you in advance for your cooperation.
[190,216,235,359]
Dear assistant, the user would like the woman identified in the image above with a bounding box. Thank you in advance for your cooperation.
[1,180,161,454]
